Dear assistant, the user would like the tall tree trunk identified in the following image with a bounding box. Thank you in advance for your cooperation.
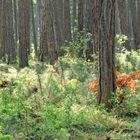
[137,0,140,47]
[39,0,48,61]
[0,0,2,59]
[52,0,64,52]
[72,0,77,37]
[5,0,16,63]
[98,0,116,108]
[84,0,93,58]
[129,0,139,49]
[30,0,38,56]
[85,0,92,33]
[117,0,130,50]
[46,0,57,64]
[1,0,7,61]
[78,0,84,32]
[37,0,42,44]
[13,0,18,47]
[126,0,134,50]
[40,0,57,64]
[118,0,127,35]
[64,0,71,42]
[92,0,100,53]
[18,0,30,68]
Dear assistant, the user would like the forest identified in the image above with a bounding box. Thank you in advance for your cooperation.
[0,0,140,139]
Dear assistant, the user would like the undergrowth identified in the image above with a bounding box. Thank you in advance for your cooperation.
[0,49,140,139]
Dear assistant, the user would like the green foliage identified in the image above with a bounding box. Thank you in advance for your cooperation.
[59,57,95,82]
[116,48,140,72]
[116,34,128,45]
[125,93,140,116]
[62,29,92,58]
[0,48,140,139]
[109,88,140,118]
[0,133,12,140]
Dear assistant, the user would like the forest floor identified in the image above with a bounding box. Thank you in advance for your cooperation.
[0,52,140,140]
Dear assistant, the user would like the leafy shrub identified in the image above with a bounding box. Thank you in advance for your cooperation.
[125,93,140,117]
[0,133,12,140]
[0,50,140,139]
[59,56,96,82]
[61,29,92,58]
[116,49,140,73]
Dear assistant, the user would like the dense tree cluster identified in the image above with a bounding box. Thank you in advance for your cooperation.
[0,1,140,139]
[0,0,140,105]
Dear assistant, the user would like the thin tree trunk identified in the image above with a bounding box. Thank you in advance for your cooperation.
[72,0,77,38]
[13,0,18,46]
[85,0,94,58]
[1,0,7,61]
[78,0,84,31]
[117,0,130,50]
[64,0,71,42]
[137,0,140,47]
[92,0,100,53]
[31,0,38,56]
[0,0,2,59]
[129,0,139,49]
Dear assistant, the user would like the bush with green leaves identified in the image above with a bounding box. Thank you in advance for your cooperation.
[0,52,140,139]
[58,56,97,82]
[116,48,140,73]
[61,29,92,58]
[0,133,12,140]
[125,93,140,117]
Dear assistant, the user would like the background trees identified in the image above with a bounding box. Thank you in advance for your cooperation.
[0,1,140,139]
[0,0,140,103]
[0,0,139,64]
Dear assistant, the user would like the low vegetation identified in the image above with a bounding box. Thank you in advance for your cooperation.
[0,48,140,140]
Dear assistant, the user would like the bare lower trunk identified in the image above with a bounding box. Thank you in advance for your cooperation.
[18,0,30,68]
[98,0,116,108]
